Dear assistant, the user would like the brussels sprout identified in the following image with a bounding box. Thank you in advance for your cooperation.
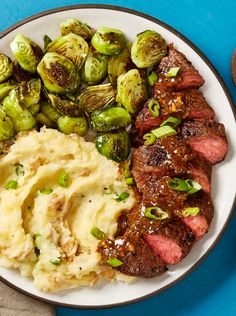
[91,27,126,56]
[116,69,148,114]
[131,30,167,68]
[28,103,40,116]
[14,78,41,108]
[91,106,131,132]
[36,112,55,127]
[12,61,32,83]
[40,101,60,123]
[81,47,108,85]
[0,107,15,141]
[37,52,80,94]
[47,33,89,70]
[0,53,13,83]
[0,82,17,102]
[43,35,52,51]
[108,48,134,87]
[95,129,130,162]
[60,18,95,40]
[10,34,43,73]
[57,115,88,136]
[77,83,116,113]
[48,94,80,117]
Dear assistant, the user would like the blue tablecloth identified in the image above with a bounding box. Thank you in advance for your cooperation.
[0,1,235,315]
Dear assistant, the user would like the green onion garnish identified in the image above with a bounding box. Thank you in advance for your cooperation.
[143,133,156,145]
[168,178,202,195]
[160,116,182,128]
[106,258,123,267]
[58,171,70,188]
[148,72,158,86]
[166,67,180,78]
[50,258,62,266]
[15,163,24,176]
[125,177,134,185]
[115,192,129,202]
[148,99,160,117]
[182,207,200,217]
[144,207,169,220]
[91,227,106,240]
[40,188,53,194]
[151,125,177,138]
[5,180,18,190]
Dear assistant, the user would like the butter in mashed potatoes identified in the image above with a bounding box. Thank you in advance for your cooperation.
[0,128,136,292]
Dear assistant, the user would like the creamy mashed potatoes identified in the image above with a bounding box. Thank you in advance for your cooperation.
[0,128,135,292]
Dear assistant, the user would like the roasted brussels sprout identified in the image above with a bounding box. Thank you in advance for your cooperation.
[47,33,89,70]
[60,18,95,40]
[14,78,41,108]
[28,103,40,116]
[108,47,134,87]
[81,47,108,85]
[43,35,52,51]
[131,30,167,68]
[91,27,126,55]
[36,112,54,127]
[95,129,130,162]
[116,69,148,114]
[10,34,43,73]
[91,106,131,132]
[0,53,13,83]
[0,107,15,141]
[77,83,116,112]
[37,52,80,94]
[0,82,17,102]
[57,115,88,136]
[40,100,60,123]
[48,94,80,117]
[12,61,32,83]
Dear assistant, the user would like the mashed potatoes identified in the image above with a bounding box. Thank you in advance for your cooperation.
[0,128,135,292]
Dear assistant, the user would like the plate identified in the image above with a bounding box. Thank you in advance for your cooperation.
[0,4,235,309]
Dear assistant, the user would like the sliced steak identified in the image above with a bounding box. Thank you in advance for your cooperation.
[181,119,228,164]
[157,46,205,90]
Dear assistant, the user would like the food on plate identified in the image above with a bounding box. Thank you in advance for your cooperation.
[0,17,228,291]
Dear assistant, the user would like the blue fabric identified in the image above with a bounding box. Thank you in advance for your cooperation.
[0,1,235,315]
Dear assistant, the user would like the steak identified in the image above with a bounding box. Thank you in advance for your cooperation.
[181,119,228,164]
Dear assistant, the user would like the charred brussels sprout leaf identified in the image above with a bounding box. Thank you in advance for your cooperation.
[108,47,134,87]
[10,34,43,73]
[47,33,89,70]
[91,27,126,56]
[116,69,148,114]
[0,82,17,102]
[95,129,130,162]
[0,53,13,83]
[77,83,116,113]
[131,30,167,68]
[43,35,52,51]
[48,94,81,117]
[91,106,131,132]
[57,115,88,136]
[0,107,15,141]
[81,47,108,85]
[12,61,32,83]
[14,78,41,108]
[37,52,80,94]
[60,18,95,40]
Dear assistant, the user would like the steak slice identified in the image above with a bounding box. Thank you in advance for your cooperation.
[181,119,228,164]
[144,220,195,265]
[157,46,205,90]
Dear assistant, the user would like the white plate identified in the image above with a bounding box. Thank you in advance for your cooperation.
[0,4,235,309]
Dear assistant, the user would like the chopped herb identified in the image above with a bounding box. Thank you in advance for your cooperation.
[151,125,176,138]
[125,177,134,185]
[15,163,24,176]
[148,71,158,86]
[166,67,180,78]
[115,192,129,202]
[91,227,106,240]
[5,180,18,190]
[144,207,169,220]
[160,116,181,128]
[148,99,160,117]
[143,132,156,145]
[50,258,62,266]
[58,171,70,187]
[182,207,200,217]
[40,188,53,194]
[106,258,123,267]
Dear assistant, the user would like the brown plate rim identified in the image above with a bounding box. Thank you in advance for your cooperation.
[0,3,235,310]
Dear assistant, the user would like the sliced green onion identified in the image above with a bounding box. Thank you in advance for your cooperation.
[124,161,131,178]
[106,258,123,267]
[143,133,156,145]
[115,192,129,202]
[15,163,25,176]
[125,177,134,185]
[5,180,18,190]
[144,207,169,221]
[58,171,70,188]
[148,99,160,117]
[151,125,176,138]
[40,188,53,194]
[182,207,200,217]
[91,227,106,240]
[50,258,62,266]
[166,67,180,78]
[168,178,202,194]
[185,179,202,194]
[148,72,158,86]
[160,116,181,128]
